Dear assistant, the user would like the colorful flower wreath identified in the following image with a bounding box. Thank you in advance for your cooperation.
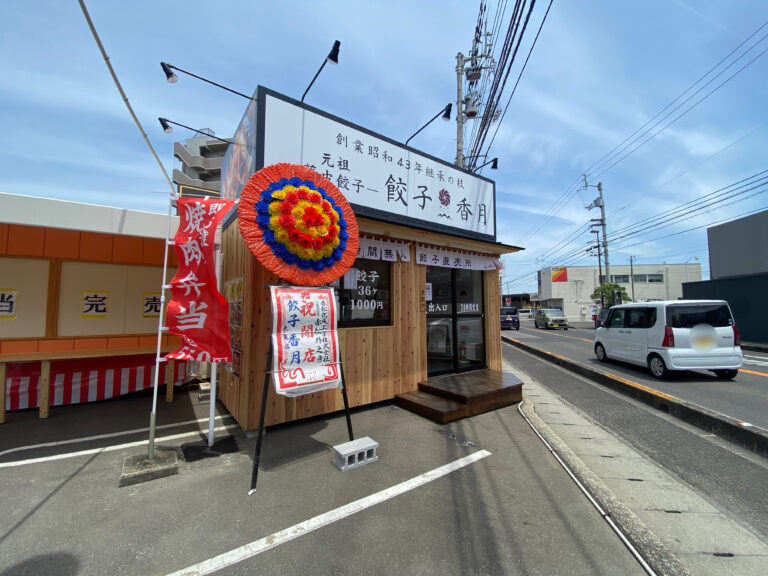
[238,163,359,285]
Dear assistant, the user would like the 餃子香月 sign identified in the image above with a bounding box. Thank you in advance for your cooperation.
[270,286,341,396]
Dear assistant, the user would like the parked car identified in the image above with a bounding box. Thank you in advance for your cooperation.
[501,307,520,330]
[535,309,569,330]
[594,309,609,328]
[593,300,742,380]
[517,309,532,319]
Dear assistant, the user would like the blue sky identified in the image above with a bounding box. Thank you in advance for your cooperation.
[2,1,767,293]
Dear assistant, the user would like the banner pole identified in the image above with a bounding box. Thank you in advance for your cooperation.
[207,362,218,447]
[148,191,175,460]
[208,243,223,447]
[248,340,273,496]
[340,362,354,442]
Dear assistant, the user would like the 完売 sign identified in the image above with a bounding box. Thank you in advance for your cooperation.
[270,286,341,397]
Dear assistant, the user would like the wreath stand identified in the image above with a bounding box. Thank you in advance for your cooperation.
[248,336,356,496]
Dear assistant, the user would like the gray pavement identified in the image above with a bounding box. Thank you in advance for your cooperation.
[2,355,767,575]
[1,381,647,576]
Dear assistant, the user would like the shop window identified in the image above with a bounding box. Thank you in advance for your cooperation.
[333,259,391,327]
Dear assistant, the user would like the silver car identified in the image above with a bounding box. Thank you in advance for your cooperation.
[535,309,569,330]
[593,300,742,379]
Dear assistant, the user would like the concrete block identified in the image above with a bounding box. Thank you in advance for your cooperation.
[119,447,178,487]
[332,436,378,471]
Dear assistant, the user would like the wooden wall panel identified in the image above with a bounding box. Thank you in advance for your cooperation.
[219,216,517,431]
[484,270,502,371]
[218,223,252,425]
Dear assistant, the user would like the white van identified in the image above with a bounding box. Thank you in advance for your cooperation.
[593,300,742,379]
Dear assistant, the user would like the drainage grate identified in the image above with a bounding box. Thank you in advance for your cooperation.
[713,552,734,558]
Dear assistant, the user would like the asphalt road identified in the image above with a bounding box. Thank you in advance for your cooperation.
[501,339,768,545]
[507,319,768,431]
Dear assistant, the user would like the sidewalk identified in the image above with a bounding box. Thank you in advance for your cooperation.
[509,358,768,576]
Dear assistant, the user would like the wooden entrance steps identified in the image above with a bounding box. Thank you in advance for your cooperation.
[395,370,523,423]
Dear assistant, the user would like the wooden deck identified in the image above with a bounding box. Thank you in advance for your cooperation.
[395,370,523,423]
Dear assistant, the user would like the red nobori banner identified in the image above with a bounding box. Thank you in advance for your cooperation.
[270,286,341,396]
[165,197,235,362]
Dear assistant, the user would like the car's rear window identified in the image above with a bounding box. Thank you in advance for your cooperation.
[666,304,733,328]
[501,307,518,316]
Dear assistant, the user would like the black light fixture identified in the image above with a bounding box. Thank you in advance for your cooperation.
[301,40,341,103]
[159,61,253,101]
[476,157,498,171]
[157,117,231,145]
[405,103,452,147]
[161,62,177,83]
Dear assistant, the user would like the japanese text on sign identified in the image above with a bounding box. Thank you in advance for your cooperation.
[165,198,235,362]
[262,90,495,240]
[270,287,341,397]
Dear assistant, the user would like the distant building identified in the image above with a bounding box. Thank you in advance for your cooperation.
[501,293,532,310]
[172,133,230,195]
[532,263,701,321]
[684,210,768,344]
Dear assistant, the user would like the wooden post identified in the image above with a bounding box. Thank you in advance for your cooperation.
[165,359,175,403]
[39,360,51,419]
[0,362,6,424]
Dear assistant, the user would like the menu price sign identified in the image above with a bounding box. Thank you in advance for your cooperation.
[270,286,341,396]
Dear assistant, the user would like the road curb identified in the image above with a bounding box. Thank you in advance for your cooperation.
[518,398,690,576]
[503,335,768,458]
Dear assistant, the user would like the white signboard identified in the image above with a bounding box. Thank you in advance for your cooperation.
[261,89,496,240]
[270,286,342,397]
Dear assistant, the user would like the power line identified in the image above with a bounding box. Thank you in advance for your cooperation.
[590,42,768,181]
[480,0,554,164]
[583,19,768,180]
[610,169,768,239]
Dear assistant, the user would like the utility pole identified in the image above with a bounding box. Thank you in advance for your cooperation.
[455,52,465,168]
[629,255,635,301]
[584,175,610,283]
[597,182,610,283]
[589,229,603,307]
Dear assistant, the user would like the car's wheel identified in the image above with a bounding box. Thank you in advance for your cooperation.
[714,369,738,380]
[564,327,568,331]
[515,326,520,331]
[595,343,607,362]
[648,354,668,379]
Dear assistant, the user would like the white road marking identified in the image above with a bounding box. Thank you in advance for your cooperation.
[0,414,235,458]
[742,355,768,368]
[164,449,493,576]
[0,423,240,468]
